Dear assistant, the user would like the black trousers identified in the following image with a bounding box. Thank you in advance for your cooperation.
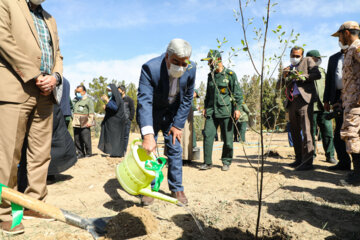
[74,127,92,157]
[333,90,351,166]
[334,113,351,166]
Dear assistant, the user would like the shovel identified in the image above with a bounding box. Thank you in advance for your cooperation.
[1,186,111,239]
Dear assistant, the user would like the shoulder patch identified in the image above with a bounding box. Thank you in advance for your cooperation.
[356,47,360,53]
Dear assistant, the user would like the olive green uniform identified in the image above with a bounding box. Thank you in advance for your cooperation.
[203,68,243,166]
[72,95,95,157]
[234,103,249,142]
[312,67,335,160]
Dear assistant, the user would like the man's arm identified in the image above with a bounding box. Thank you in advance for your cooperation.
[86,99,95,127]
[172,67,196,129]
[50,18,63,80]
[305,57,321,82]
[0,1,41,82]
[137,64,155,135]
[232,72,243,111]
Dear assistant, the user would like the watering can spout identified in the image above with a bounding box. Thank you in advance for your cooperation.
[139,187,178,205]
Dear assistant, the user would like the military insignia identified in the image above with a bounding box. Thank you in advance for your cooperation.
[220,88,226,94]
[357,47,360,53]
[223,79,229,83]
[229,71,233,75]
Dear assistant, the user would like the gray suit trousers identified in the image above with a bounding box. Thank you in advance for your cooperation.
[288,95,314,164]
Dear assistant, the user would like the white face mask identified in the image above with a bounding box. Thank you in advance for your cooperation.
[338,41,349,50]
[168,63,186,78]
[315,59,322,66]
[30,0,46,5]
[290,57,301,66]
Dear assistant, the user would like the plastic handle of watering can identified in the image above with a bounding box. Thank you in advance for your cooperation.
[139,187,178,205]
[131,139,143,149]
[131,138,156,160]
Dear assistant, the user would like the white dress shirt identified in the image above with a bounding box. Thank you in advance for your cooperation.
[335,54,344,90]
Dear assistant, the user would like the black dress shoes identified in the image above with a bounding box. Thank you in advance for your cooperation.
[295,164,314,171]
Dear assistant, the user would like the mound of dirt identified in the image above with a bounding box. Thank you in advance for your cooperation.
[105,205,158,239]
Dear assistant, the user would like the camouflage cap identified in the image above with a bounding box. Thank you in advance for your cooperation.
[332,21,360,37]
[306,50,326,58]
[201,49,222,61]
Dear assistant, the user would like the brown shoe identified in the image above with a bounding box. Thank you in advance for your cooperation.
[141,196,154,206]
[171,191,188,205]
[0,221,24,235]
[23,210,54,221]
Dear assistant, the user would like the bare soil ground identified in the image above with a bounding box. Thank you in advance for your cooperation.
[3,131,360,240]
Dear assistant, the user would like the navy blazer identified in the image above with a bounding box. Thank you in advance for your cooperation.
[59,77,71,117]
[324,52,343,105]
[137,54,196,132]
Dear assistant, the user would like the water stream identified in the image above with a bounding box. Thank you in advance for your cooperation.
[177,203,205,239]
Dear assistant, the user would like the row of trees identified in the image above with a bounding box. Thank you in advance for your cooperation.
[82,72,287,135]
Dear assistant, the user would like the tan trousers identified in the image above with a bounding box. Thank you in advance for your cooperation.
[0,93,53,221]
[341,113,360,154]
[182,110,193,161]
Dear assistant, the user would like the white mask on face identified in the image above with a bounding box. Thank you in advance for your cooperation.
[338,41,349,50]
[30,0,46,5]
[315,59,322,66]
[168,63,186,78]
[290,57,301,66]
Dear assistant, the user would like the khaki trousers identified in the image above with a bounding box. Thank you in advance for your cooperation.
[182,110,193,161]
[0,93,53,221]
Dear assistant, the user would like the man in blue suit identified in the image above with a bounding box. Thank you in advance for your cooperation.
[137,39,195,205]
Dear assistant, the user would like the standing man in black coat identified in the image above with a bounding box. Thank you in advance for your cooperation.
[324,49,351,170]
[118,85,135,155]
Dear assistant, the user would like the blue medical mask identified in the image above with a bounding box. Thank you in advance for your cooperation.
[76,92,83,99]
[108,92,112,98]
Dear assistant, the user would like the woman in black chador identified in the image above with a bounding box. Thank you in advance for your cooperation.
[98,84,126,157]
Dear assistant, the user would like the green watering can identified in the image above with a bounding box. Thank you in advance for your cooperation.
[116,139,178,205]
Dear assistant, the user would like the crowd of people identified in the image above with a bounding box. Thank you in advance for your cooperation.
[0,0,359,235]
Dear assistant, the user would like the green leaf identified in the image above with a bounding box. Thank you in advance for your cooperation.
[241,39,245,46]
[243,47,248,51]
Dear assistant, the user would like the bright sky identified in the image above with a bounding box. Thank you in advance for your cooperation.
[42,0,360,90]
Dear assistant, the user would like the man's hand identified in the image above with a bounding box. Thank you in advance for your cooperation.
[36,74,57,96]
[85,123,92,128]
[168,126,182,145]
[283,66,290,78]
[333,102,342,111]
[202,109,206,117]
[142,134,156,154]
[324,102,330,112]
[101,94,109,103]
[234,110,241,121]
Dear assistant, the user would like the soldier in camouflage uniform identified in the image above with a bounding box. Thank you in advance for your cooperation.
[199,50,243,171]
[332,21,360,185]
[72,85,95,158]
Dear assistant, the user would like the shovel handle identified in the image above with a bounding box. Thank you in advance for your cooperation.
[1,187,66,222]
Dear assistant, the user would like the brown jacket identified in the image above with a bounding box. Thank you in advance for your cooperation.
[278,57,321,108]
[0,0,63,103]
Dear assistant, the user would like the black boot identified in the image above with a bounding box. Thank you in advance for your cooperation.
[342,153,360,186]
[288,157,302,168]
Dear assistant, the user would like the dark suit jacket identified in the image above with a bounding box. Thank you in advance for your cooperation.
[324,52,343,105]
[137,53,196,132]
[279,57,321,108]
